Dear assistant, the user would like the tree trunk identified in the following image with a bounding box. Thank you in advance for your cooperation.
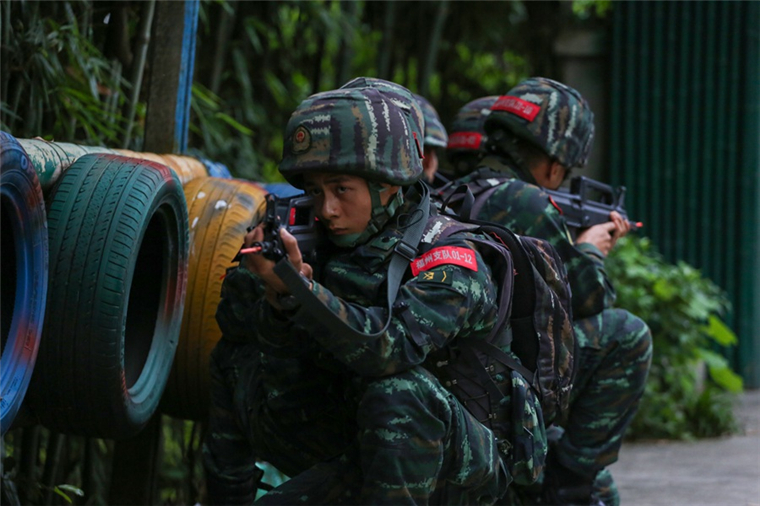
[122,0,156,148]
[420,0,449,96]
[378,2,397,79]
[210,1,236,95]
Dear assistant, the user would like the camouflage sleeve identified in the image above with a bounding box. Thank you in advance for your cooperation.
[483,183,616,319]
[215,266,313,357]
[288,238,499,377]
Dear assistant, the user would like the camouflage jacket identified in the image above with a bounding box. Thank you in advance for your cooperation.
[216,189,502,379]
[451,155,615,318]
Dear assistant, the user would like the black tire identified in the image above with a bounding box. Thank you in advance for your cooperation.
[0,132,48,436]
[27,154,189,439]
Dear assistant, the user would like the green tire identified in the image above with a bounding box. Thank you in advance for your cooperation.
[27,154,189,439]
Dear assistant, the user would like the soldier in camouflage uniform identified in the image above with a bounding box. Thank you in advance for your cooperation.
[413,93,449,185]
[442,78,653,506]
[203,77,532,505]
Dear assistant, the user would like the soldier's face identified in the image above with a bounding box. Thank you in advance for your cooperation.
[422,148,439,183]
[303,173,398,238]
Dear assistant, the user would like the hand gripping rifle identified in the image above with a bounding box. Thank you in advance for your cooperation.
[234,193,325,264]
[543,176,643,237]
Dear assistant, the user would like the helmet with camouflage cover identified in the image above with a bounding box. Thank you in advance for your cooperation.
[279,78,425,188]
[484,77,595,169]
[446,95,500,154]
[413,94,448,149]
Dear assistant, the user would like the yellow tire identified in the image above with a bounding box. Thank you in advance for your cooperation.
[115,150,208,186]
[160,177,267,420]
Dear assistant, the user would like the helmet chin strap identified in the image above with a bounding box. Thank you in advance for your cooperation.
[327,182,405,248]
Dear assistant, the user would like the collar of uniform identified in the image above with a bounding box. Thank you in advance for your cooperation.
[479,154,538,186]
[347,184,423,272]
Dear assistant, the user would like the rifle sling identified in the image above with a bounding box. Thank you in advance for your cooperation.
[273,183,431,341]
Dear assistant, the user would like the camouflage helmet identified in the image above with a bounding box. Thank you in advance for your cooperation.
[279,78,425,188]
[446,95,500,154]
[484,77,595,169]
[413,94,448,148]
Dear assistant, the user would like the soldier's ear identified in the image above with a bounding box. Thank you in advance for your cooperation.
[547,160,567,189]
[379,184,400,205]
[529,158,552,186]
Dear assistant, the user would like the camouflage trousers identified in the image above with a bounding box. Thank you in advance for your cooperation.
[257,365,509,505]
[557,308,653,505]
[203,339,509,505]
[202,339,357,505]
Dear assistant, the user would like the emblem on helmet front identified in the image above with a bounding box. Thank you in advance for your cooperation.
[292,125,311,153]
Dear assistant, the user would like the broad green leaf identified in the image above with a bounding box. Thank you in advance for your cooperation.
[698,349,743,393]
[703,315,738,346]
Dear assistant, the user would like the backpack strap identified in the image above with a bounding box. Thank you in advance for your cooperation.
[440,184,476,220]
[465,338,536,387]
[436,222,539,389]
[273,182,430,340]
[469,185,501,217]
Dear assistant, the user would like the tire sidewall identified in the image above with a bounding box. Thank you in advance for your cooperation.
[116,167,188,430]
[0,132,47,435]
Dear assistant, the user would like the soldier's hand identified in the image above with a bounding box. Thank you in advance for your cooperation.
[241,226,312,294]
[280,228,313,284]
[609,210,631,241]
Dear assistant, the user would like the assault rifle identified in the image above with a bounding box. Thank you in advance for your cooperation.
[543,176,642,236]
[235,193,325,264]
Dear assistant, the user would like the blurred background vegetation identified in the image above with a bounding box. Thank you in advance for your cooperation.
[2,0,610,181]
[1,0,744,504]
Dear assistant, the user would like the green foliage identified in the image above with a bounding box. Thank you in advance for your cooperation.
[190,0,539,181]
[158,417,205,505]
[52,484,84,504]
[606,237,742,440]
[1,1,135,146]
[572,0,612,19]
[1,427,113,505]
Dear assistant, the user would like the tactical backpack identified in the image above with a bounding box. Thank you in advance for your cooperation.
[432,181,577,429]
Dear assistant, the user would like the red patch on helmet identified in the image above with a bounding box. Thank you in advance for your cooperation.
[447,132,483,150]
[413,132,425,159]
[492,96,540,121]
[410,246,478,276]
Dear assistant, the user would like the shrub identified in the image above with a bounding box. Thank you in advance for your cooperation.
[606,236,742,440]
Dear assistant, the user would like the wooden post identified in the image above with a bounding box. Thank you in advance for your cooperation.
[108,416,163,505]
[143,0,199,153]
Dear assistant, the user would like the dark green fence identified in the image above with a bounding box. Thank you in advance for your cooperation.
[610,0,760,387]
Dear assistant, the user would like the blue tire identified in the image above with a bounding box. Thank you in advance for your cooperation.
[0,132,48,436]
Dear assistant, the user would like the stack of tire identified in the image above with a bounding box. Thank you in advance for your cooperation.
[1,133,268,438]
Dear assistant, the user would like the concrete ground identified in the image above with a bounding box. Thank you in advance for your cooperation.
[611,389,760,506]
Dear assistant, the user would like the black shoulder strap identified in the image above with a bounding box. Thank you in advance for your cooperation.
[466,338,536,386]
[273,183,431,340]
[440,184,476,220]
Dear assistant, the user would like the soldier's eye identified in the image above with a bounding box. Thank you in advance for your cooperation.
[336,186,348,194]
[306,188,322,197]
